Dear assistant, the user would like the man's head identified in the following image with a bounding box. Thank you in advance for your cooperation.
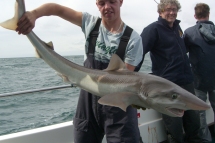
[194,3,210,21]
[96,0,123,22]
[158,0,181,27]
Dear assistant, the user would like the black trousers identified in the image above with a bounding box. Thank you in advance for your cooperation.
[162,83,211,143]
[73,91,141,143]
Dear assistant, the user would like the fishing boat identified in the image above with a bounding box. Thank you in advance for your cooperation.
[0,85,214,143]
[0,0,214,142]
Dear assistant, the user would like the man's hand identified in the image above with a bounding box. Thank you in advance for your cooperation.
[16,11,36,35]
[131,104,146,110]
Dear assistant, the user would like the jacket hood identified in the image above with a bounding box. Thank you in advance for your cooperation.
[198,21,215,44]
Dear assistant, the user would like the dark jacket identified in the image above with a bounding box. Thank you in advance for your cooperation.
[140,17,193,86]
[184,21,215,90]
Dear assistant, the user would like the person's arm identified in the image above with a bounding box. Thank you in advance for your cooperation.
[123,29,144,72]
[140,25,157,60]
[183,30,191,53]
[131,25,157,110]
[16,3,82,35]
[124,24,157,72]
[131,24,157,72]
[125,63,135,71]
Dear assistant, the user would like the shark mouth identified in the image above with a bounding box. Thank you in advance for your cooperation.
[167,108,184,117]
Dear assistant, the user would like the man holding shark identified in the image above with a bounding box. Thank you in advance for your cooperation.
[15,0,144,142]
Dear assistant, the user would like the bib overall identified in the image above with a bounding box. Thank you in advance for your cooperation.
[73,19,141,143]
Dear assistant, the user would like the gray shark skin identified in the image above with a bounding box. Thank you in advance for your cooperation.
[0,0,210,117]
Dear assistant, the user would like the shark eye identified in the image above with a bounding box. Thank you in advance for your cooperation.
[172,94,178,99]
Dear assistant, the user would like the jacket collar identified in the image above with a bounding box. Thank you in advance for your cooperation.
[197,20,214,25]
[158,16,181,29]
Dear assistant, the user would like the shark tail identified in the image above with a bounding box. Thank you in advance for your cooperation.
[0,2,18,30]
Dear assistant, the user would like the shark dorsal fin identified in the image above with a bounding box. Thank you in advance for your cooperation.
[104,54,127,71]
[35,41,54,58]
[45,41,54,50]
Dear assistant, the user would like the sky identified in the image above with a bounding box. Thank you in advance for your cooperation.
[0,0,214,58]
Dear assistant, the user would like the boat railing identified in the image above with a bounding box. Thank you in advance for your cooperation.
[0,84,76,97]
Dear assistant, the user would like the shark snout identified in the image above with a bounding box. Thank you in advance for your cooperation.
[181,93,210,110]
[186,99,210,110]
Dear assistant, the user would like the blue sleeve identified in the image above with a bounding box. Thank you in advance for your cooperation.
[183,29,191,53]
[134,24,157,72]
[140,24,158,61]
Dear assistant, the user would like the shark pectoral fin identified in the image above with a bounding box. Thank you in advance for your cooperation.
[34,48,41,58]
[98,92,139,112]
[56,73,71,83]
[103,54,127,71]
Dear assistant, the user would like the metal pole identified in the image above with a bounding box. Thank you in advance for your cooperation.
[0,84,76,98]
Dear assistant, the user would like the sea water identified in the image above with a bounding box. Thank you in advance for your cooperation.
[0,54,151,136]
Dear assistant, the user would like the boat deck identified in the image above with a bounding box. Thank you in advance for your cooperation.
[0,108,213,143]
[161,124,215,143]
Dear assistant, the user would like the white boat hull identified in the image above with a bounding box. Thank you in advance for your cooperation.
[0,104,213,143]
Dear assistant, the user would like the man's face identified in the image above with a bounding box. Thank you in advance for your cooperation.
[96,0,122,21]
[159,4,178,26]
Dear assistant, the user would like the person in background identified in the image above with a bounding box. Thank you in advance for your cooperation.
[15,0,143,143]
[138,0,208,142]
[184,3,215,142]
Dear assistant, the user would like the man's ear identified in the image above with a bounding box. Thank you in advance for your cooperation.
[158,9,164,17]
[96,1,100,10]
[120,0,123,6]
[194,14,197,20]
[159,12,162,17]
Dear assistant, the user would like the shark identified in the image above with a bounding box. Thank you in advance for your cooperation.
[0,0,210,117]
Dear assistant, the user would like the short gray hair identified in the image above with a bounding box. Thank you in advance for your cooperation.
[157,0,181,13]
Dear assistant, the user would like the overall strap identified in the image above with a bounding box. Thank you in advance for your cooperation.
[87,18,102,55]
[116,26,133,60]
[87,19,133,62]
